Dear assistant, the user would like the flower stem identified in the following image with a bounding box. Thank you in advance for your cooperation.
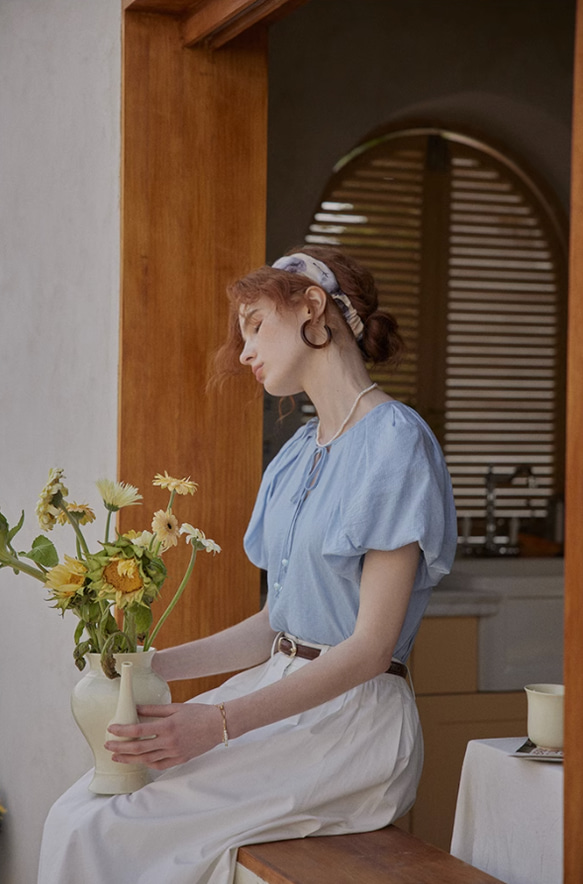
[104,509,113,544]
[57,501,90,558]
[144,546,198,650]
[123,610,138,653]
[0,554,48,582]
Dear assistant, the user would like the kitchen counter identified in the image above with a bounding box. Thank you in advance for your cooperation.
[426,556,564,690]
[426,588,500,618]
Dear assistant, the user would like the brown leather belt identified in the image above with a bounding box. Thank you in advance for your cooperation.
[276,635,408,680]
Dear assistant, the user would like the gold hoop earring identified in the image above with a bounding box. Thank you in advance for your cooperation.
[300,320,332,350]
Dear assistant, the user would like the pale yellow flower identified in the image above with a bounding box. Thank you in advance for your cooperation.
[35,468,69,532]
[124,529,155,548]
[45,555,87,600]
[152,510,180,551]
[56,502,96,526]
[153,471,198,496]
[180,524,221,554]
[96,478,142,512]
[123,529,142,541]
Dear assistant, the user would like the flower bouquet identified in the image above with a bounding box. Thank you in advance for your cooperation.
[1,468,220,793]
[0,468,220,677]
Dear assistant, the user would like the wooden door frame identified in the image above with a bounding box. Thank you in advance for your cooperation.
[122,0,583,878]
[564,1,583,879]
[120,2,274,701]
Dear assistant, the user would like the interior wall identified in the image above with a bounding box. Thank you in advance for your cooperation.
[0,2,121,882]
[267,0,575,259]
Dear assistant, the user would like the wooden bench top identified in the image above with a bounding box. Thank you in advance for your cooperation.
[237,826,504,884]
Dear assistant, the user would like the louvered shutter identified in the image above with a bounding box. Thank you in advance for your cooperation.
[306,128,567,528]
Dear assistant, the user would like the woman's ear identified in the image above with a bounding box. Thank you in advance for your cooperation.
[303,285,328,321]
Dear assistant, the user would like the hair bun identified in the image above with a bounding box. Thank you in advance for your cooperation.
[361,311,405,367]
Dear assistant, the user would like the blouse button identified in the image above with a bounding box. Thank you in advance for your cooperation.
[282,559,289,568]
[274,582,282,593]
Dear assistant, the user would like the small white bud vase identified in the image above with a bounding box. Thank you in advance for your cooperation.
[104,661,148,793]
[70,649,171,795]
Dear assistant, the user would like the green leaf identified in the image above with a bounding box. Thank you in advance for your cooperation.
[99,606,117,635]
[0,513,10,552]
[7,511,25,545]
[133,604,153,637]
[21,536,59,568]
[73,641,91,671]
[74,619,86,644]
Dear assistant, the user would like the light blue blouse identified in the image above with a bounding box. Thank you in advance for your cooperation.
[244,400,457,662]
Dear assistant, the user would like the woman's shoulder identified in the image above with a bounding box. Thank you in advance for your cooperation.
[353,400,439,449]
[339,401,448,488]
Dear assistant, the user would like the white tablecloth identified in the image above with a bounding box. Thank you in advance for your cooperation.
[451,737,563,884]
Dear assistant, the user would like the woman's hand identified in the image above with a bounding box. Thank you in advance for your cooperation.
[104,703,224,770]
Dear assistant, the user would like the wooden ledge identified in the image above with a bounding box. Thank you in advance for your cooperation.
[236,826,504,884]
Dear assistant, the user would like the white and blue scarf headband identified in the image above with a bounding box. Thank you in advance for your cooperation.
[272,252,365,342]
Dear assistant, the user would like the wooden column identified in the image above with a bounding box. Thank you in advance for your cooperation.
[119,10,266,700]
[565,0,583,879]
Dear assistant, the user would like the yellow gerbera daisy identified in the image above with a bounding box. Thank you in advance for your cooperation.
[152,509,180,551]
[56,502,96,526]
[153,471,198,496]
[96,478,142,512]
[45,555,87,600]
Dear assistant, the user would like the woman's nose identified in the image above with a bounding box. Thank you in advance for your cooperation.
[239,338,254,365]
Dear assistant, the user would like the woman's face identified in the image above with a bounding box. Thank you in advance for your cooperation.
[238,295,308,396]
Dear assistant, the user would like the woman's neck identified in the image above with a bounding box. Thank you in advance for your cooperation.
[304,353,390,445]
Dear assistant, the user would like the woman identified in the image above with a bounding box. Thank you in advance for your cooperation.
[38,246,457,884]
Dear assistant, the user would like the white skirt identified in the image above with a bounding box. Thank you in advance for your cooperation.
[38,648,423,884]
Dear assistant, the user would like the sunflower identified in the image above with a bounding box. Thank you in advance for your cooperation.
[45,556,88,608]
[94,555,144,609]
[87,536,166,611]
[96,479,142,512]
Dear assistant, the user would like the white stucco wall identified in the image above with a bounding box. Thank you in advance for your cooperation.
[0,1,121,881]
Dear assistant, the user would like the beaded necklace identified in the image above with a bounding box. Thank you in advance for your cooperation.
[316,383,378,447]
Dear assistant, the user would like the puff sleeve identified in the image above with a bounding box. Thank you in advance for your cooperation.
[322,406,457,591]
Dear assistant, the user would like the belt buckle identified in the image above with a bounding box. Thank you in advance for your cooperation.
[278,633,297,659]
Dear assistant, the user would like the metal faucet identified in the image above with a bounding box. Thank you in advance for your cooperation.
[484,464,535,555]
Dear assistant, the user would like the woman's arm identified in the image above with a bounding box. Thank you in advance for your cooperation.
[106,542,419,768]
[226,541,419,734]
[152,606,277,682]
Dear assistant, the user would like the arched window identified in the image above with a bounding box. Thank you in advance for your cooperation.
[306,126,567,543]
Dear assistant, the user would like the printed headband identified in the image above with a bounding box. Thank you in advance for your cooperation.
[272,252,364,342]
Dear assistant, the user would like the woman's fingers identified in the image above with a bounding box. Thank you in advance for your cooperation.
[104,702,223,767]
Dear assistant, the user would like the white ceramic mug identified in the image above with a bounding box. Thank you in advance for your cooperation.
[524,683,565,750]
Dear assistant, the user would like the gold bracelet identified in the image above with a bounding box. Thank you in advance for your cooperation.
[215,702,229,747]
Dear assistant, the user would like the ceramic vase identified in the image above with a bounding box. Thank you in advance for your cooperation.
[70,649,171,795]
